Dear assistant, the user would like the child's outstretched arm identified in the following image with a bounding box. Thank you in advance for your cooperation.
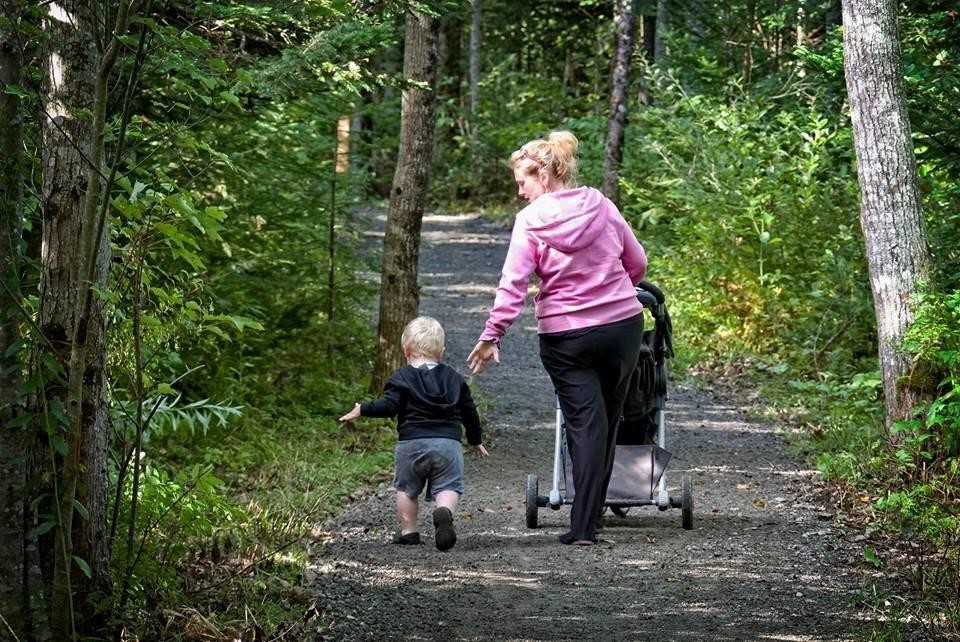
[339,403,361,422]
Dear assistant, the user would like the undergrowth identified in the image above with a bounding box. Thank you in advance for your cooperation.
[125,408,395,638]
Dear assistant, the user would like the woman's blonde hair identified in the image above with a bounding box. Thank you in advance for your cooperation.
[510,130,579,187]
[401,316,445,360]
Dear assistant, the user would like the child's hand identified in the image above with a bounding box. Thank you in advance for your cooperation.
[473,444,489,458]
[339,403,361,422]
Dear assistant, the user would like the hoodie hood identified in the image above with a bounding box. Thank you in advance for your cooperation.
[396,363,461,413]
[522,186,609,253]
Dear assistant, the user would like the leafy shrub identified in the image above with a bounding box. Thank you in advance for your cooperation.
[615,84,872,375]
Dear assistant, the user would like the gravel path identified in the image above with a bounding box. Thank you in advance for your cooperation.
[307,210,868,641]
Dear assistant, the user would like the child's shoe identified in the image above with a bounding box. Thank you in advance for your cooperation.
[432,507,456,551]
[394,532,421,545]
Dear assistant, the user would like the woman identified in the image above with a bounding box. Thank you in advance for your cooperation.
[467,130,647,546]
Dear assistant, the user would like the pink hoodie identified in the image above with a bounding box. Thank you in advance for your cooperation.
[479,186,647,341]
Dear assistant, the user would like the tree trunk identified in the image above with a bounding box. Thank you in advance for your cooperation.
[842,0,933,430]
[469,0,480,120]
[40,2,97,630]
[0,5,26,635]
[371,8,439,394]
[602,0,638,206]
[40,0,132,635]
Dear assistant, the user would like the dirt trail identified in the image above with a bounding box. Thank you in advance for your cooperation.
[308,211,867,641]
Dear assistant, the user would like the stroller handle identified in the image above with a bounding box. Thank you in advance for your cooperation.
[636,280,665,305]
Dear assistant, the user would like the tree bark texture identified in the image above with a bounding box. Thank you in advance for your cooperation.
[842,0,933,429]
[602,0,638,205]
[371,9,439,394]
[0,5,26,634]
[40,0,115,633]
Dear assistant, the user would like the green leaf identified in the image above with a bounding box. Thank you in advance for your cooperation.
[40,353,64,377]
[154,382,176,395]
[50,434,68,456]
[228,316,264,332]
[6,412,36,428]
[30,521,57,538]
[73,556,92,579]
[2,84,31,98]
[131,180,147,202]
[219,90,242,109]
[50,402,69,428]
[3,339,25,358]
[154,222,181,239]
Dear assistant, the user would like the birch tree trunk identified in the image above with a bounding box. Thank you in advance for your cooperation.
[0,5,26,634]
[842,0,933,430]
[371,8,439,394]
[602,0,638,206]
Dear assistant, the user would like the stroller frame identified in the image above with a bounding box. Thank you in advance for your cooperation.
[525,281,694,531]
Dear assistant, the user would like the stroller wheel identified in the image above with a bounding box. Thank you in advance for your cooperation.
[525,474,539,529]
[610,506,630,518]
[681,474,694,530]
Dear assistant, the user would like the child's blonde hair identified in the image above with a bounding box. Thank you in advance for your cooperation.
[401,316,445,360]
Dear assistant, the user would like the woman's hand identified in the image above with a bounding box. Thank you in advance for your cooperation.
[339,403,361,422]
[467,340,500,374]
[473,444,489,458]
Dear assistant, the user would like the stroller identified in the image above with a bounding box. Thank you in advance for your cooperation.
[524,280,694,531]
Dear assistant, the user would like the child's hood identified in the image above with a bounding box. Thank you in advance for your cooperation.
[522,186,612,253]
[397,363,462,409]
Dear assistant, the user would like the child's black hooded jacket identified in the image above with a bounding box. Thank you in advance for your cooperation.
[360,363,482,445]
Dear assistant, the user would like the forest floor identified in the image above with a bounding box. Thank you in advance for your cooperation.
[306,210,871,641]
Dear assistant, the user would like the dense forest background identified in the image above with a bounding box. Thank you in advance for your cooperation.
[1,0,958,639]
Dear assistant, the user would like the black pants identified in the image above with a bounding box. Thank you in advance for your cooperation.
[539,313,644,541]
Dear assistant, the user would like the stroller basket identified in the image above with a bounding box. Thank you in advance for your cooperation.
[563,443,672,502]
